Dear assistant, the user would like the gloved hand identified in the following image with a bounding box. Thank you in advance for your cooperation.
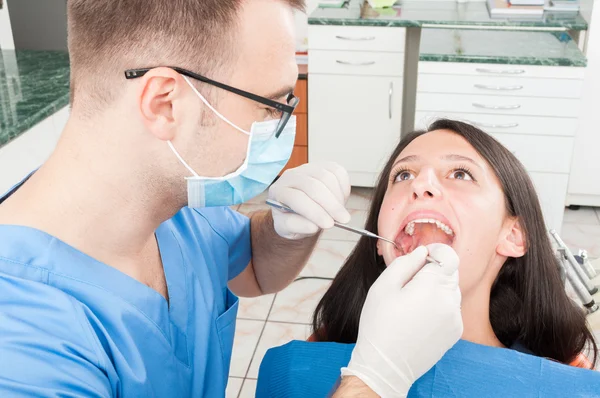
[269,162,351,240]
[341,244,463,397]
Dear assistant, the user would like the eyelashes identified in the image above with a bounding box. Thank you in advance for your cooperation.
[390,164,477,184]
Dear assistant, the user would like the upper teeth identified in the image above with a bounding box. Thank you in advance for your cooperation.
[404,219,454,236]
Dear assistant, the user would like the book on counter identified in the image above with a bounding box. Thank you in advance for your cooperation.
[508,0,544,5]
[487,0,544,18]
[545,0,580,12]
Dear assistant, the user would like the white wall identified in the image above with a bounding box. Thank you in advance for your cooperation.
[567,3,600,205]
[0,0,15,49]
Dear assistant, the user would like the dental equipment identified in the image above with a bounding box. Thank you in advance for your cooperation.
[556,248,598,314]
[550,230,598,295]
[577,249,597,279]
[266,199,442,266]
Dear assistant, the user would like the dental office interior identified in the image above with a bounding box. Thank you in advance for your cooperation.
[1,0,600,396]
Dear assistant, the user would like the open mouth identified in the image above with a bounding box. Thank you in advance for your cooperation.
[394,214,456,256]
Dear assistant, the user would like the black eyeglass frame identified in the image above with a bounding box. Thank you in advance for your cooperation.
[124,66,299,138]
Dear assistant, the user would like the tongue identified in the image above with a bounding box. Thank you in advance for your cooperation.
[399,223,453,254]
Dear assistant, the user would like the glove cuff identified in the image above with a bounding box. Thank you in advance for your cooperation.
[341,365,410,398]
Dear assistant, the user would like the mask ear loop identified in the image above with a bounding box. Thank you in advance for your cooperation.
[168,141,199,177]
[182,75,251,136]
[168,75,252,180]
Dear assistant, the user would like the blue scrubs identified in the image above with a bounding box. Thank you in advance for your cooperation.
[0,179,252,397]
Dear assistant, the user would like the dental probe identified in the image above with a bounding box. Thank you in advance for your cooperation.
[265,199,442,266]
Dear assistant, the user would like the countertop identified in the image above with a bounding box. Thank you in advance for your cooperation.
[0,26,584,149]
[420,29,586,66]
[0,49,70,148]
[309,0,588,30]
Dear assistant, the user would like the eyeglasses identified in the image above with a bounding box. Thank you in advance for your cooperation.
[124,66,299,138]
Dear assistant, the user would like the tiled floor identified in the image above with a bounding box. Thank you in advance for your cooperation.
[226,188,600,397]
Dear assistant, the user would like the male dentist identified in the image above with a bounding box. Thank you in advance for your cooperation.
[0,0,462,396]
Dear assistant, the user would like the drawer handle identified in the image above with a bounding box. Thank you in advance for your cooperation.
[474,84,523,91]
[472,102,521,110]
[475,68,525,75]
[335,60,376,66]
[389,82,393,119]
[466,120,519,129]
[335,35,376,41]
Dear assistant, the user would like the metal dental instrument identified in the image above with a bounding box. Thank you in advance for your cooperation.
[556,248,598,314]
[266,199,442,266]
[550,230,598,295]
[577,249,597,279]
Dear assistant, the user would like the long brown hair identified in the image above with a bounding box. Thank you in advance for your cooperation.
[312,119,597,364]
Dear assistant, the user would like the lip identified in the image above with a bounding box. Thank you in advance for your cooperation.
[394,209,457,248]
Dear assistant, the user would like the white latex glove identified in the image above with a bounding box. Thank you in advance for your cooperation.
[341,244,463,398]
[269,162,352,240]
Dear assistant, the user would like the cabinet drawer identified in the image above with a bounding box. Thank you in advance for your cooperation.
[492,134,574,174]
[419,61,585,80]
[414,113,573,173]
[309,50,404,77]
[308,25,405,52]
[418,74,583,99]
[414,112,578,137]
[294,79,307,114]
[417,93,580,118]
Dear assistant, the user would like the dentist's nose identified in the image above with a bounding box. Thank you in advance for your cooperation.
[411,168,442,200]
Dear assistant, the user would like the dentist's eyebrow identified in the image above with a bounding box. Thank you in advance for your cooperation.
[265,85,295,101]
[442,154,483,170]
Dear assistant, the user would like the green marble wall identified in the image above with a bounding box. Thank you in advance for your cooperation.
[0,50,69,148]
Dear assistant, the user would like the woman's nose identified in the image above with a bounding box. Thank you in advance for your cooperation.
[411,168,442,200]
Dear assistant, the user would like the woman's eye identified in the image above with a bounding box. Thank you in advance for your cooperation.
[395,171,415,182]
[449,169,473,181]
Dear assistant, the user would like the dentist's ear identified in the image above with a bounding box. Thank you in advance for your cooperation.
[137,67,185,142]
[496,217,526,258]
[376,239,383,256]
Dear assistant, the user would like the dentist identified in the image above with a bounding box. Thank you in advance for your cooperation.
[0,0,462,397]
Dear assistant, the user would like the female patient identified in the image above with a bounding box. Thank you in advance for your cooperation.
[312,119,597,366]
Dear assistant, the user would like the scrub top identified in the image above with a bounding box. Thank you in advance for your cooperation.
[0,178,252,397]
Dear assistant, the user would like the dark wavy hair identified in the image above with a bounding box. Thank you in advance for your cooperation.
[312,119,597,365]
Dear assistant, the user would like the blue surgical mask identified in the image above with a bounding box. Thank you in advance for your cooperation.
[168,76,296,208]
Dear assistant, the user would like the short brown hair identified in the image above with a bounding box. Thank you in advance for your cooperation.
[67,0,305,109]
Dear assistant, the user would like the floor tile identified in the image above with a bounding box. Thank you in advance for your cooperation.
[247,321,311,378]
[299,239,357,279]
[269,279,331,324]
[239,379,258,398]
[560,223,600,259]
[237,203,270,216]
[563,207,600,225]
[346,187,373,210]
[238,294,275,321]
[321,209,369,242]
[226,377,243,398]
[230,320,265,378]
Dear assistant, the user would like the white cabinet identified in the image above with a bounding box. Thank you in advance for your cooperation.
[0,106,69,193]
[415,61,585,231]
[308,25,406,187]
[567,3,600,207]
[309,75,403,186]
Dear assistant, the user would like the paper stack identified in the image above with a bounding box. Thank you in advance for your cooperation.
[487,0,544,18]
